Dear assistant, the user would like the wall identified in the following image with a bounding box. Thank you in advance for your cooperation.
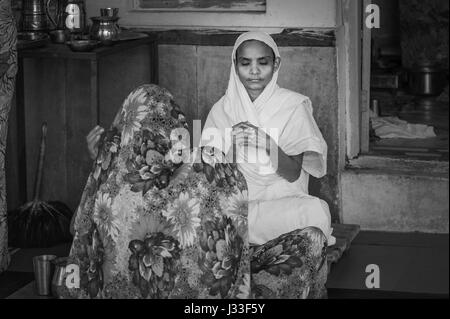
[342,170,449,233]
[86,0,336,30]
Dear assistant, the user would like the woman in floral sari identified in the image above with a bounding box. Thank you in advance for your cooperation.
[0,0,17,274]
[64,33,331,299]
[63,84,250,299]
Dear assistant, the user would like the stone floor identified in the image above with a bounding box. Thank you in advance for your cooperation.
[2,231,448,299]
[326,231,449,298]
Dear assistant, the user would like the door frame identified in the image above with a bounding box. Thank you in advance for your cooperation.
[337,0,371,160]
[361,0,372,154]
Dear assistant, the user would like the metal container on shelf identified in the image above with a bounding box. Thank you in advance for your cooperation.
[90,16,119,45]
[22,13,48,31]
[22,0,48,31]
[23,0,46,14]
[408,66,447,97]
[100,7,119,18]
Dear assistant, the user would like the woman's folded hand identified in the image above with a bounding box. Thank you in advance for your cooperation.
[232,122,277,155]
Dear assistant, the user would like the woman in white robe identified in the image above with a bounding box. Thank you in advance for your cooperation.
[200,31,335,247]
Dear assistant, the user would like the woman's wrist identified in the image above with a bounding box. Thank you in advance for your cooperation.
[272,147,303,183]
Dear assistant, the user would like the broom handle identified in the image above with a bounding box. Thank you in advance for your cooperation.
[33,122,47,202]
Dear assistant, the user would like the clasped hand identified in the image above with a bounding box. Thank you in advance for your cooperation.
[231,121,277,155]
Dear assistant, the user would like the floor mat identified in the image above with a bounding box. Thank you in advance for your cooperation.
[0,271,34,299]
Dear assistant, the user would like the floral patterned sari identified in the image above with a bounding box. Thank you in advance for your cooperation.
[61,84,328,299]
[0,0,17,273]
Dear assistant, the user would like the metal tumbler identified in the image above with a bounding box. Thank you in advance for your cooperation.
[51,257,68,298]
[33,254,56,296]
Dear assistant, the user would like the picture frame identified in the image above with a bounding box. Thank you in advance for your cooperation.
[130,0,267,12]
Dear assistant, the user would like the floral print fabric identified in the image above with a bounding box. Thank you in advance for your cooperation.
[0,0,17,273]
[61,84,328,299]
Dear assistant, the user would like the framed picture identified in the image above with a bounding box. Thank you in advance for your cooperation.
[131,0,267,12]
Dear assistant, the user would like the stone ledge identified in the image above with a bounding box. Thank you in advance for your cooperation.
[126,28,336,47]
[346,155,449,178]
[342,169,449,234]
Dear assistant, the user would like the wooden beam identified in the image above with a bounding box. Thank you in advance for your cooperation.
[134,28,336,47]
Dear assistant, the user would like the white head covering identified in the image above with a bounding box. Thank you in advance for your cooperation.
[201,31,327,185]
[224,31,281,125]
[201,32,283,157]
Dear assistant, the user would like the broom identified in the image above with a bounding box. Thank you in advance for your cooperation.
[8,122,73,248]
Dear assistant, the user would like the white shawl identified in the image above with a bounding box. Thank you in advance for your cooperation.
[200,31,327,190]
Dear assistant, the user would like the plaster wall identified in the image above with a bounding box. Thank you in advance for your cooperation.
[342,170,449,233]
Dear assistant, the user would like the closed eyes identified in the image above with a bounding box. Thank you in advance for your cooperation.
[238,57,271,66]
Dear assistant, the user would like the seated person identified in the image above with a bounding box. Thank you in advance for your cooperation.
[66,84,250,299]
[200,31,335,247]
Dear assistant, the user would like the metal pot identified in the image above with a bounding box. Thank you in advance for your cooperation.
[22,13,48,31]
[408,66,448,97]
[22,0,64,31]
[90,16,119,46]
[23,0,47,14]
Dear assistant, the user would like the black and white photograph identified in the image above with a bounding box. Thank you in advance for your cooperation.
[0,0,448,306]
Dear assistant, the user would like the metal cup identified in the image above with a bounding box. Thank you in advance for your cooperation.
[49,29,68,43]
[51,257,68,298]
[33,255,56,296]
[100,7,119,17]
